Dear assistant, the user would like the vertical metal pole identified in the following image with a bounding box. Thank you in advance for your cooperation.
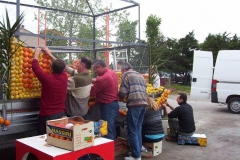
[138,5,140,40]
[93,16,96,60]
[16,0,20,37]
[38,8,40,47]
[148,45,151,83]
[16,0,20,18]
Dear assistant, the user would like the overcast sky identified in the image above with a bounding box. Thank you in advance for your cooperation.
[1,0,240,43]
[132,0,240,43]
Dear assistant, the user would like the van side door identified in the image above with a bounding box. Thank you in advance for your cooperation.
[190,50,213,100]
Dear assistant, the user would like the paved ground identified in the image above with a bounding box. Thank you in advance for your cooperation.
[1,96,240,160]
[116,96,240,160]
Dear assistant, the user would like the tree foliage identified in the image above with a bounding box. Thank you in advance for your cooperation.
[34,0,129,63]
[0,9,24,99]
[115,19,138,43]
[200,32,240,64]
[145,14,166,84]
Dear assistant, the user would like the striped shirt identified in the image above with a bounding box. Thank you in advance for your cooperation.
[119,70,148,107]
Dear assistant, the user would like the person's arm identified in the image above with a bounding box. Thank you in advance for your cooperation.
[33,48,41,60]
[162,102,175,115]
[92,78,97,84]
[32,48,50,83]
[41,47,56,61]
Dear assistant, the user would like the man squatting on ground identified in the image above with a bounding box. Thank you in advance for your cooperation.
[163,92,196,142]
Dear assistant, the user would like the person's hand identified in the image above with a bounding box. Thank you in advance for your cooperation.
[165,102,170,107]
[92,78,97,84]
[162,103,167,108]
[34,48,42,59]
[41,47,52,56]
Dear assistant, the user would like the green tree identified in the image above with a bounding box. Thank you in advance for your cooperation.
[145,14,165,84]
[35,0,130,64]
[0,10,24,99]
[115,19,138,43]
[175,31,199,84]
[200,32,240,64]
[160,31,199,84]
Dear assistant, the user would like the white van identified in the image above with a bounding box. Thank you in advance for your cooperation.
[190,50,240,114]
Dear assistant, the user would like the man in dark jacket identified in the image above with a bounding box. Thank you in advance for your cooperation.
[163,92,196,142]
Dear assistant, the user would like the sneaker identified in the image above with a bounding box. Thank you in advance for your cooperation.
[141,146,147,152]
[165,135,178,142]
[124,156,141,160]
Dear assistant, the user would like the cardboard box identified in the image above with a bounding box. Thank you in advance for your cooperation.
[46,116,94,151]
[114,137,130,156]
[94,120,108,138]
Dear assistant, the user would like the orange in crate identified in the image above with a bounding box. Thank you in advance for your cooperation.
[4,119,11,126]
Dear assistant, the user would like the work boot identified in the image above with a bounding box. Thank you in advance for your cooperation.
[124,156,141,160]
[165,135,178,142]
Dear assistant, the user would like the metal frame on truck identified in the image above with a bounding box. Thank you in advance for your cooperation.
[0,0,149,148]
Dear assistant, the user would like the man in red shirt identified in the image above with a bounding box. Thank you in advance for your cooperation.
[90,59,119,140]
[33,48,68,135]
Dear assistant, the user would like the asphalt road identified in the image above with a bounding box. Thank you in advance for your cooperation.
[116,97,240,160]
[1,96,239,160]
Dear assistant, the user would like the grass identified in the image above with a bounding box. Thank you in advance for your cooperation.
[165,84,191,95]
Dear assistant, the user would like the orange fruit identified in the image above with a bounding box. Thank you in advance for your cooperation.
[66,138,72,141]
[28,84,34,89]
[23,83,29,88]
[23,52,29,57]
[41,63,47,69]
[46,64,51,69]
[23,57,29,63]
[42,54,49,59]
[28,74,34,79]
[28,48,33,53]
[22,68,28,73]
[0,118,4,124]
[49,133,55,137]
[59,136,66,140]
[28,58,33,64]
[4,119,11,126]
[23,73,29,79]
[42,58,48,63]
[54,135,60,139]
[28,63,32,68]
[28,69,33,74]
[23,63,28,68]
[22,78,27,83]
[28,53,33,58]
[27,79,32,84]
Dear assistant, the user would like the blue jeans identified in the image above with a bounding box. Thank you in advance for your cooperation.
[99,101,119,140]
[127,106,146,158]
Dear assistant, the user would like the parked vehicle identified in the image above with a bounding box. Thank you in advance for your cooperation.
[190,50,240,114]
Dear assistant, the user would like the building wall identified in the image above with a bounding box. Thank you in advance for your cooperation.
[19,27,45,47]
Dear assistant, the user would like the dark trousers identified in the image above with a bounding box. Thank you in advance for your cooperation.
[37,112,66,135]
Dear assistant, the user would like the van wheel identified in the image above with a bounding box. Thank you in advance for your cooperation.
[228,97,240,114]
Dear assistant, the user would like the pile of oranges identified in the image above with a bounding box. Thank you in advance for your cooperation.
[155,89,171,107]
[48,133,72,141]
[73,59,78,69]
[9,37,52,99]
[0,117,11,126]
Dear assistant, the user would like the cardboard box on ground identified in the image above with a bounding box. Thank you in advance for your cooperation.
[115,137,130,156]
[46,116,108,151]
